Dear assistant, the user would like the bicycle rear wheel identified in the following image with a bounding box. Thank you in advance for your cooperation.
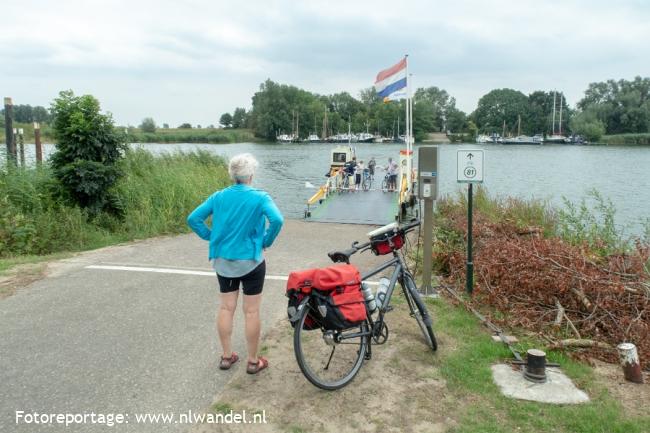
[401,273,437,351]
[294,302,368,390]
[381,177,389,192]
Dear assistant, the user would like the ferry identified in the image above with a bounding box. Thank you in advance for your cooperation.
[304,145,416,225]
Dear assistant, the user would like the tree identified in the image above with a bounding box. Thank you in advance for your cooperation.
[231,108,247,129]
[139,117,156,133]
[178,123,192,129]
[570,109,606,142]
[162,123,169,129]
[472,88,529,135]
[49,90,126,215]
[219,113,233,128]
[577,77,650,134]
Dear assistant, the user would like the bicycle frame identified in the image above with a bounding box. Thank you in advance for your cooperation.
[334,252,409,345]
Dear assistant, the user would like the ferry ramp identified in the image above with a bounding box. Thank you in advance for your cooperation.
[307,189,398,225]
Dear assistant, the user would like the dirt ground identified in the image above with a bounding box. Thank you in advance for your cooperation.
[192,297,461,433]
[592,360,650,418]
[0,262,49,299]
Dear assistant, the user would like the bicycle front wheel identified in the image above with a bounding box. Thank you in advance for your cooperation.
[401,273,437,351]
[293,302,368,390]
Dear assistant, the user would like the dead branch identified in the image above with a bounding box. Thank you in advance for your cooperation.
[548,339,612,350]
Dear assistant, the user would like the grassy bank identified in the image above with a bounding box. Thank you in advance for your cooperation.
[0,149,229,263]
[128,128,257,144]
[599,133,650,145]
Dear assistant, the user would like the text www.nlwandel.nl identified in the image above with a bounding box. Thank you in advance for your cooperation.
[15,410,268,427]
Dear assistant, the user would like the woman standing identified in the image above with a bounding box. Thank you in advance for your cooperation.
[187,153,284,374]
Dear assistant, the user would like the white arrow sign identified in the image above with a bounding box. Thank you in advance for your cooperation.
[457,150,484,183]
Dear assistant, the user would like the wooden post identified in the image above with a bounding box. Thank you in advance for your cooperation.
[4,97,15,165]
[34,122,42,164]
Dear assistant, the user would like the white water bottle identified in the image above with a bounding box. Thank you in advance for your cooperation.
[375,278,390,310]
[361,282,377,313]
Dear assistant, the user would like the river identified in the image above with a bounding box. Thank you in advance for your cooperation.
[2,142,649,235]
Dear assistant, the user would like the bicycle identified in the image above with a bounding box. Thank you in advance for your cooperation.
[381,170,391,192]
[361,169,372,191]
[290,219,437,390]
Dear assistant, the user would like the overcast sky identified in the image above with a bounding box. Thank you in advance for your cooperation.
[2,0,649,126]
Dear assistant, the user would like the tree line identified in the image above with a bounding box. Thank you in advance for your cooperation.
[0,104,51,125]
[218,76,650,142]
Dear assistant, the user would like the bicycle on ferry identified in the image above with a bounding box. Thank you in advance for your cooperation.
[286,219,437,390]
[361,168,372,191]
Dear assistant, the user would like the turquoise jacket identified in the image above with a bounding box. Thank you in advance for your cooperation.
[187,184,284,261]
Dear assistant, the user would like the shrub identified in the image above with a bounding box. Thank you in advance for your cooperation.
[49,90,127,215]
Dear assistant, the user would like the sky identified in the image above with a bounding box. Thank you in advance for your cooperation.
[2,0,649,126]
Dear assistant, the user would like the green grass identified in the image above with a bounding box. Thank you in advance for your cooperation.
[428,297,650,433]
[600,133,650,146]
[0,148,230,267]
[128,127,257,144]
[0,252,73,276]
[210,402,233,414]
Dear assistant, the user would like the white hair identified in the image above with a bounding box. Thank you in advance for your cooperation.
[228,153,259,182]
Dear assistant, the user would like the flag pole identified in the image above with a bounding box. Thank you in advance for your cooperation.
[405,55,412,196]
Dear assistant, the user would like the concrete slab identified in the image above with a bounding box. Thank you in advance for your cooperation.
[491,364,590,404]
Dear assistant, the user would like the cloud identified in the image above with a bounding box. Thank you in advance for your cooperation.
[1,0,649,124]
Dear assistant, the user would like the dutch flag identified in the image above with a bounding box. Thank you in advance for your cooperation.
[374,57,408,102]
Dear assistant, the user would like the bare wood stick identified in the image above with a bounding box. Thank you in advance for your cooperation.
[571,287,593,311]
[554,298,564,327]
[548,339,612,350]
[564,313,581,339]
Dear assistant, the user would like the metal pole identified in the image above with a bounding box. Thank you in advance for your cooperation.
[4,97,15,166]
[422,197,436,295]
[466,182,474,295]
[34,122,42,165]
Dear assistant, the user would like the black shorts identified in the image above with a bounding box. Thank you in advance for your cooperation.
[217,260,266,296]
[355,174,361,184]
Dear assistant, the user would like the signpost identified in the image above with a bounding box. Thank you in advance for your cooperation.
[418,146,439,295]
[457,150,484,295]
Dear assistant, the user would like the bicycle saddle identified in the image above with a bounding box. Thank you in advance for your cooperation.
[328,248,356,264]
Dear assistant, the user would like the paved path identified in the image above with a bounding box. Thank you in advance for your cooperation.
[0,220,388,432]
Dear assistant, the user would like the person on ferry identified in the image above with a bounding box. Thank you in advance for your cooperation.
[368,157,376,180]
[343,157,357,188]
[385,157,398,192]
[354,160,364,191]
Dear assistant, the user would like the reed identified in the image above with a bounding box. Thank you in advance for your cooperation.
[0,149,229,258]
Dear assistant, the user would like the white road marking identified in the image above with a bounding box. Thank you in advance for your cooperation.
[85,265,380,285]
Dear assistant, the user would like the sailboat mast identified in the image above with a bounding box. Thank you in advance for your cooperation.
[552,91,556,135]
[558,93,563,135]
[518,114,521,136]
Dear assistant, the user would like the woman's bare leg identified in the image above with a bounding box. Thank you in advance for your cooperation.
[217,291,239,357]
[242,293,262,363]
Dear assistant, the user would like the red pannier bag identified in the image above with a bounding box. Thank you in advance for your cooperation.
[286,264,367,330]
[313,264,366,330]
[286,268,319,330]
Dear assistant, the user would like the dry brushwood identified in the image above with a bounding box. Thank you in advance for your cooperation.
[441,212,650,369]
